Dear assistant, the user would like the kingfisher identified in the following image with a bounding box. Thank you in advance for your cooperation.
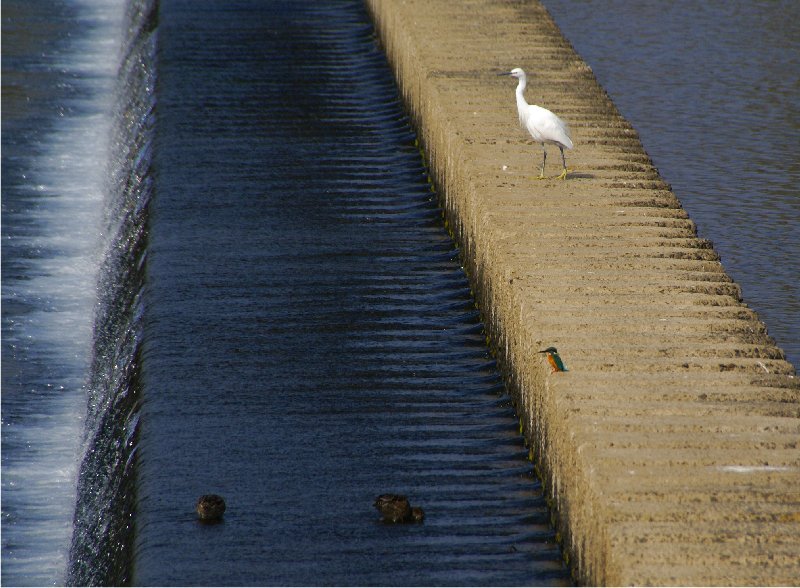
[539,347,567,373]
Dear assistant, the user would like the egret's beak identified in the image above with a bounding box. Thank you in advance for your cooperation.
[497,71,511,76]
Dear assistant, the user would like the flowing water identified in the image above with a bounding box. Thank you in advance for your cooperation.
[2,1,125,584]
[131,0,566,584]
[541,0,800,366]
[4,0,568,584]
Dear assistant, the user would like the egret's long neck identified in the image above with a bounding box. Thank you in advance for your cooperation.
[515,77,528,124]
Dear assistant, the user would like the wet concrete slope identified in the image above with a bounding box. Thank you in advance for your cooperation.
[365,0,800,584]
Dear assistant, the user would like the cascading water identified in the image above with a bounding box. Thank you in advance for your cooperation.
[2,0,125,584]
[66,0,157,584]
[12,0,569,584]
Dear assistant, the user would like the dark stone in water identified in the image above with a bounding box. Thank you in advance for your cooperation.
[196,494,226,523]
[374,494,423,524]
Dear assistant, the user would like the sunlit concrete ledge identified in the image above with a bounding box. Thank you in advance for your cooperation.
[365,0,800,584]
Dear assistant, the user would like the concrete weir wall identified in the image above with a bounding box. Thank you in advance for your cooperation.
[365,0,800,585]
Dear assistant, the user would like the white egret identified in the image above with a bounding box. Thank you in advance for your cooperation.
[500,67,573,180]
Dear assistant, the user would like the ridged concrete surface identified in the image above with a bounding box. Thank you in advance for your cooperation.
[365,0,800,584]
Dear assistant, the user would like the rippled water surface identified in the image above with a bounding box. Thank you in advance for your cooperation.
[542,0,800,366]
[133,0,569,584]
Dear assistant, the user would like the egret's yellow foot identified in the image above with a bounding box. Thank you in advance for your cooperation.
[556,168,569,180]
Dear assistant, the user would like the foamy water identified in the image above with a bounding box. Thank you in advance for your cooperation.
[1,1,124,584]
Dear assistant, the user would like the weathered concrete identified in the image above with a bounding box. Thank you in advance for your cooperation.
[365,0,800,585]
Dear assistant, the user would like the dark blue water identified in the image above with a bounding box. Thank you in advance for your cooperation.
[541,0,800,367]
[5,0,568,582]
[130,1,568,584]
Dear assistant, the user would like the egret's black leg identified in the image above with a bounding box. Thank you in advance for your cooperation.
[538,144,547,179]
[556,145,569,180]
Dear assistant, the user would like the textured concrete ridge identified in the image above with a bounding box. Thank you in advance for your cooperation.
[365,0,800,585]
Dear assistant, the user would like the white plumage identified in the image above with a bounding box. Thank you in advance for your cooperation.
[501,67,573,179]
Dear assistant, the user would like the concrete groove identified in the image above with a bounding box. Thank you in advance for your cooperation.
[366,0,799,584]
